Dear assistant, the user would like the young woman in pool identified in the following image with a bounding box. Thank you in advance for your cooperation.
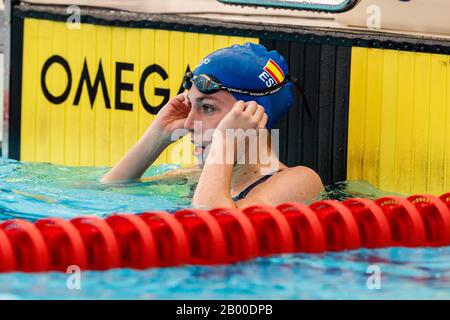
[101,43,324,208]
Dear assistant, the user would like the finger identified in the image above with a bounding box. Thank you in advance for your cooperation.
[173,93,191,114]
[173,92,187,102]
[253,105,265,121]
[243,101,258,115]
[233,100,246,113]
[259,113,268,129]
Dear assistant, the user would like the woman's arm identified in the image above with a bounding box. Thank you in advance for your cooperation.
[192,139,235,208]
[101,93,191,183]
[100,125,171,183]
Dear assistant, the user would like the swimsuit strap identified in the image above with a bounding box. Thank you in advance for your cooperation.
[232,170,282,201]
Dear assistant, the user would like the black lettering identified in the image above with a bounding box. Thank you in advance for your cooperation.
[41,55,72,104]
[73,59,111,108]
[115,62,134,111]
[139,64,169,115]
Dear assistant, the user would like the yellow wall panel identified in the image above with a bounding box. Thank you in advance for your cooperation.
[94,25,112,167]
[378,49,398,191]
[21,18,258,167]
[64,24,82,166]
[347,47,367,181]
[428,54,447,194]
[20,18,39,162]
[137,28,156,147]
[363,48,382,187]
[411,53,431,193]
[348,47,450,195]
[109,26,126,166]
[35,19,53,163]
[446,63,450,190]
[213,35,230,52]
[49,21,67,165]
[395,51,414,193]
[79,23,96,166]
[122,28,140,162]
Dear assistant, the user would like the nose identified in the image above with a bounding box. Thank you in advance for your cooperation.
[183,106,199,132]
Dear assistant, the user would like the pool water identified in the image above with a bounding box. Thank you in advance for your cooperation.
[0,158,449,300]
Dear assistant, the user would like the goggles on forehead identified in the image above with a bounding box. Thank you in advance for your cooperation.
[182,72,290,97]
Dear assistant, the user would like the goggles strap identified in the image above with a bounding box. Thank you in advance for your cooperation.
[290,75,312,121]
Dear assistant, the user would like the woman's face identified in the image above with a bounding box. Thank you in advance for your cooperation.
[184,85,237,166]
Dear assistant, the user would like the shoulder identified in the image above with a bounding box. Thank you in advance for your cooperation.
[272,166,324,198]
[277,166,323,185]
[236,166,324,207]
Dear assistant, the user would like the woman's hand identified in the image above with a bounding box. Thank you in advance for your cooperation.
[151,92,191,135]
[216,100,267,133]
[206,101,268,165]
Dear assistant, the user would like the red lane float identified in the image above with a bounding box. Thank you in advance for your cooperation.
[71,217,120,270]
[1,193,450,273]
[0,219,50,271]
[276,202,326,253]
[439,193,450,208]
[309,200,361,251]
[375,196,426,247]
[35,218,87,271]
[106,214,157,269]
[174,209,227,265]
[242,205,295,256]
[342,198,391,248]
[209,208,258,262]
[140,211,190,266]
[407,195,450,247]
[0,228,15,272]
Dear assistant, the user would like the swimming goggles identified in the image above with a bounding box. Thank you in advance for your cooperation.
[182,71,289,97]
[182,71,312,120]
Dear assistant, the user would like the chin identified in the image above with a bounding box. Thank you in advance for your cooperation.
[194,147,210,168]
[195,155,205,168]
[196,153,208,168]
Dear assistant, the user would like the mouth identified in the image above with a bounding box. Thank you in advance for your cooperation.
[191,140,208,157]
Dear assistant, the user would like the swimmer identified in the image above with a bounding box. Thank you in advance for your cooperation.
[101,43,324,208]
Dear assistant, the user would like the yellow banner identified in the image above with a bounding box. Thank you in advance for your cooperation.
[21,18,257,166]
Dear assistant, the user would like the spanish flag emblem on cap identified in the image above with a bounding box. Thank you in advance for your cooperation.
[263,59,285,84]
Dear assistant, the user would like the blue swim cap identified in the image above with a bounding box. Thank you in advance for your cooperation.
[193,42,294,129]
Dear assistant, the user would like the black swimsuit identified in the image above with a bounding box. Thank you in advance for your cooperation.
[232,171,281,201]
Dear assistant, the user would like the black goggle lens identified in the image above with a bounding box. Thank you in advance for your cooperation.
[183,72,221,94]
[182,72,193,90]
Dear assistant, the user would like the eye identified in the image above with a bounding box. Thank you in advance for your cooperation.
[202,105,215,114]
